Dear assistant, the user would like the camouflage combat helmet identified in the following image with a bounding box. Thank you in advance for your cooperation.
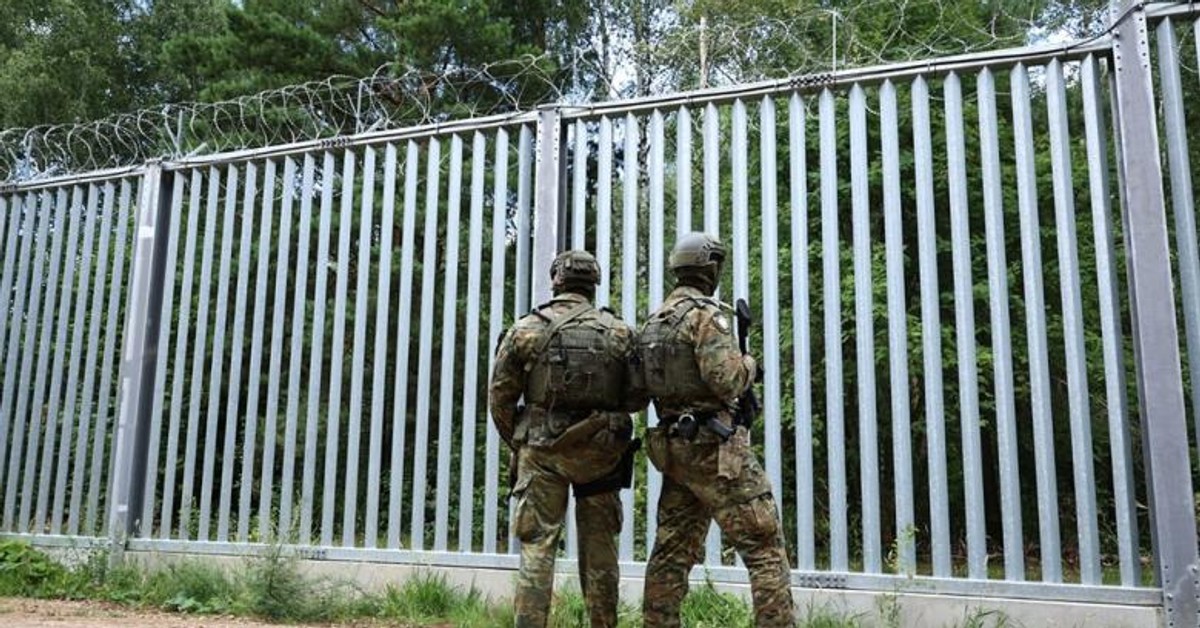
[550,249,601,294]
[669,232,725,288]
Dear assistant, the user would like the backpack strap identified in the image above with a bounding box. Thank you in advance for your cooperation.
[525,301,593,371]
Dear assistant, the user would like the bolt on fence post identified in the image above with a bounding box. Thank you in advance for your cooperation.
[1110,3,1200,625]
[107,164,174,565]
[532,106,567,304]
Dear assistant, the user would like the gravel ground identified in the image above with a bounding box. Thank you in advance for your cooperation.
[0,598,407,627]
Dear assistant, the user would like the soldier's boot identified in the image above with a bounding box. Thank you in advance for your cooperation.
[718,495,796,627]
[576,491,622,628]
[515,529,559,628]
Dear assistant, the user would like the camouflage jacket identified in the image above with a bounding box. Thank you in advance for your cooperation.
[640,285,757,417]
[489,292,644,447]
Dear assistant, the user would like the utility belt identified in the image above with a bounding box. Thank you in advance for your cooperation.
[660,410,735,442]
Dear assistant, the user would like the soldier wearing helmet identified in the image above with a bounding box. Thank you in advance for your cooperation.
[638,232,795,627]
[489,249,646,628]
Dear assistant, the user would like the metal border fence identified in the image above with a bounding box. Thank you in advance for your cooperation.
[3,1,1200,625]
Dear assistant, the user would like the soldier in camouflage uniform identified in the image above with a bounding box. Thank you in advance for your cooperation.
[489,250,646,628]
[638,232,795,627]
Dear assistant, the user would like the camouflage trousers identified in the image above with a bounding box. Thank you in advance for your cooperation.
[511,426,627,628]
[643,422,795,627]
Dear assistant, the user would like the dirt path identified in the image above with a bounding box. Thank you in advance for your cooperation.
[0,598,411,627]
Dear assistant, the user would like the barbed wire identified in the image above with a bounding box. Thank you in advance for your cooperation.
[0,56,562,183]
[0,0,1109,184]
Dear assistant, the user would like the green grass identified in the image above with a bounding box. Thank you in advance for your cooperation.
[0,539,1018,627]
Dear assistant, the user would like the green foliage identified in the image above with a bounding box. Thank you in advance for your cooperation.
[678,581,756,628]
[0,539,70,596]
[0,540,1025,627]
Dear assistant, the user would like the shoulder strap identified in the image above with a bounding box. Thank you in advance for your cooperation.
[530,301,593,359]
[672,297,713,332]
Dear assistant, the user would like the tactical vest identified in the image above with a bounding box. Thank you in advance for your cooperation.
[524,300,629,412]
[638,296,726,408]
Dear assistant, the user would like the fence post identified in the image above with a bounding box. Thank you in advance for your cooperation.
[107,164,174,563]
[532,106,568,304]
[1110,3,1200,624]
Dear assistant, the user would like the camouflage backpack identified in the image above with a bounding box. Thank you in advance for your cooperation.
[524,298,632,412]
[637,296,728,408]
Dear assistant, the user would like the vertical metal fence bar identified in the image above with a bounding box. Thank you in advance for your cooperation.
[511,125,532,550]
[281,155,315,539]
[945,72,987,580]
[482,130,509,554]
[345,147,377,547]
[516,126,533,318]
[218,162,257,542]
[1011,64,1062,582]
[160,173,200,539]
[789,93,815,570]
[301,152,336,545]
[977,68,1024,581]
[181,168,219,540]
[138,175,183,537]
[1113,4,1200,620]
[93,179,135,535]
[880,80,915,575]
[20,188,70,532]
[199,164,240,541]
[731,99,750,311]
[820,88,848,572]
[458,132,487,551]
[704,103,719,238]
[573,120,587,249]
[55,183,102,534]
[0,193,23,495]
[1157,19,1200,453]
[646,109,665,554]
[366,144,398,548]
[1046,59,1100,584]
[412,137,442,551]
[3,191,48,531]
[849,84,881,573]
[322,150,357,547]
[620,112,639,562]
[259,157,294,540]
[389,141,421,549]
[913,76,951,577]
[677,106,692,236]
[37,185,85,531]
[1087,54,1140,587]
[0,194,13,384]
[730,101,750,565]
[597,118,613,308]
[242,159,277,543]
[434,136,464,552]
[702,103,722,564]
[759,96,784,514]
